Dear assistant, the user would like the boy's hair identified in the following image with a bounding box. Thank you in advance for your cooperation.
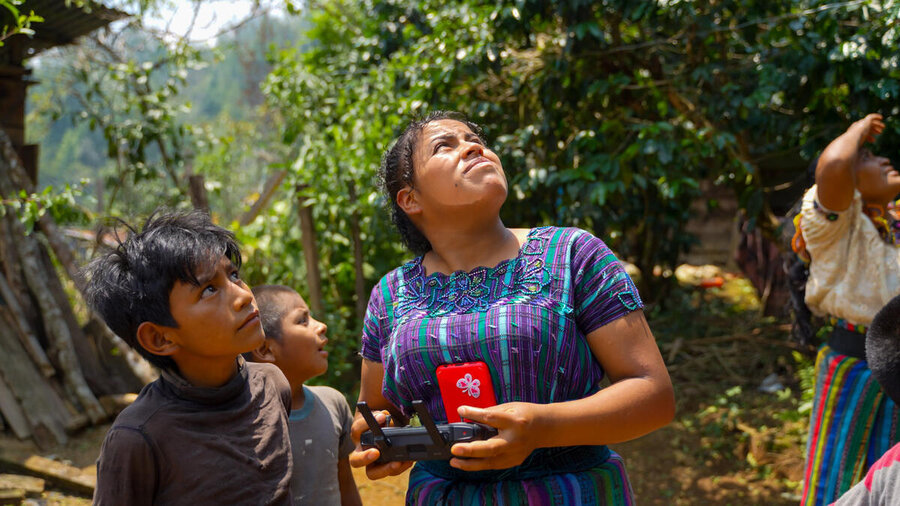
[243,285,297,362]
[867,294,900,404]
[784,156,819,347]
[82,209,242,371]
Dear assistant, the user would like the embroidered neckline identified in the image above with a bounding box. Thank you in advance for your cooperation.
[394,227,554,317]
[862,201,900,246]
[408,227,546,281]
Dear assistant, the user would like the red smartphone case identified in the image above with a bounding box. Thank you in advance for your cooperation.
[436,361,498,423]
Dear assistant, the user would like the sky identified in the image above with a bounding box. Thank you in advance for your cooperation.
[142,0,283,44]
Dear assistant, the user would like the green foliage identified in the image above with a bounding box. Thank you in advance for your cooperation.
[262,0,898,308]
[25,0,900,400]
[68,28,205,212]
[250,0,900,394]
[0,0,43,46]
[794,348,818,416]
[27,10,303,219]
[0,182,90,231]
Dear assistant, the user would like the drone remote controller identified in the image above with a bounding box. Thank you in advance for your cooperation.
[358,400,499,463]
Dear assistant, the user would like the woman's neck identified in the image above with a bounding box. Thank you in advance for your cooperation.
[861,188,900,209]
[422,219,521,275]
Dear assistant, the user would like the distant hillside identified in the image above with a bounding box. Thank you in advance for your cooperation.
[26,13,307,194]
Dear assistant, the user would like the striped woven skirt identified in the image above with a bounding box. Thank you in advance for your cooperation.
[405,447,633,505]
[801,344,900,505]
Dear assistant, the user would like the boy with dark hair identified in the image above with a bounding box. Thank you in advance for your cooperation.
[835,293,900,505]
[244,285,361,506]
[83,210,293,505]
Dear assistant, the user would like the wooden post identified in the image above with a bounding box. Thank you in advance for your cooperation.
[7,125,147,394]
[240,171,286,226]
[0,311,76,447]
[95,176,104,214]
[0,272,54,377]
[188,174,209,212]
[0,128,107,423]
[0,373,31,440]
[3,212,106,423]
[0,63,38,185]
[295,184,324,315]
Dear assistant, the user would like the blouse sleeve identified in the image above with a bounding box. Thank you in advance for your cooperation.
[360,281,388,362]
[799,185,858,251]
[571,230,643,334]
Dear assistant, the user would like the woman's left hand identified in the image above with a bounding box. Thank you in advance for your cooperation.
[448,402,546,471]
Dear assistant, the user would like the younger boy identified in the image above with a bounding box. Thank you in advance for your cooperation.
[84,211,293,505]
[245,285,361,506]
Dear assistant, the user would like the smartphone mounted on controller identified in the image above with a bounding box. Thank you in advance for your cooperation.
[357,401,498,463]
[436,361,497,422]
[356,361,500,463]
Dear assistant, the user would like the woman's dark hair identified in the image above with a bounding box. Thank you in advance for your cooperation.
[378,111,485,255]
[786,253,814,346]
[785,156,819,347]
[82,209,242,371]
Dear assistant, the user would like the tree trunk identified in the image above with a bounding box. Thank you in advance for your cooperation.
[295,184,324,315]
[347,181,367,321]
[188,174,209,212]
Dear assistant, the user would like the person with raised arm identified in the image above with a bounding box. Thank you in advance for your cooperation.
[791,114,900,505]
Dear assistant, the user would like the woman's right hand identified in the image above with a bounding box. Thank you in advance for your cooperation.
[817,113,887,211]
[349,409,414,479]
[848,113,885,145]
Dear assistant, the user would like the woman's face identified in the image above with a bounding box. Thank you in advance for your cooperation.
[406,119,507,215]
[855,149,900,205]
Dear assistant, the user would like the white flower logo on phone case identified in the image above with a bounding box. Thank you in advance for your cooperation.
[456,373,481,398]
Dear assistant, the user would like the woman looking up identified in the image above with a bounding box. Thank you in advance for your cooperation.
[350,111,675,505]
[793,113,900,505]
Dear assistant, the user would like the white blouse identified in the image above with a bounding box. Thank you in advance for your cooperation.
[801,185,900,325]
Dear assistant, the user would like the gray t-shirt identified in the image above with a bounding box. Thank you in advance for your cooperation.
[288,385,355,505]
[93,359,293,505]
[835,442,900,505]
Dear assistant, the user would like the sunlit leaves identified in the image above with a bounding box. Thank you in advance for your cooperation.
[264,0,900,310]
[0,0,43,46]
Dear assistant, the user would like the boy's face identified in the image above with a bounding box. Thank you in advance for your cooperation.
[165,256,264,366]
[269,291,329,385]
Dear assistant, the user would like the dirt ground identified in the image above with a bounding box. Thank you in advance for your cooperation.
[0,270,809,504]
[0,418,803,505]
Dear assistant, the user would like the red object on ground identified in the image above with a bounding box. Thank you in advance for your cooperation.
[698,277,725,288]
